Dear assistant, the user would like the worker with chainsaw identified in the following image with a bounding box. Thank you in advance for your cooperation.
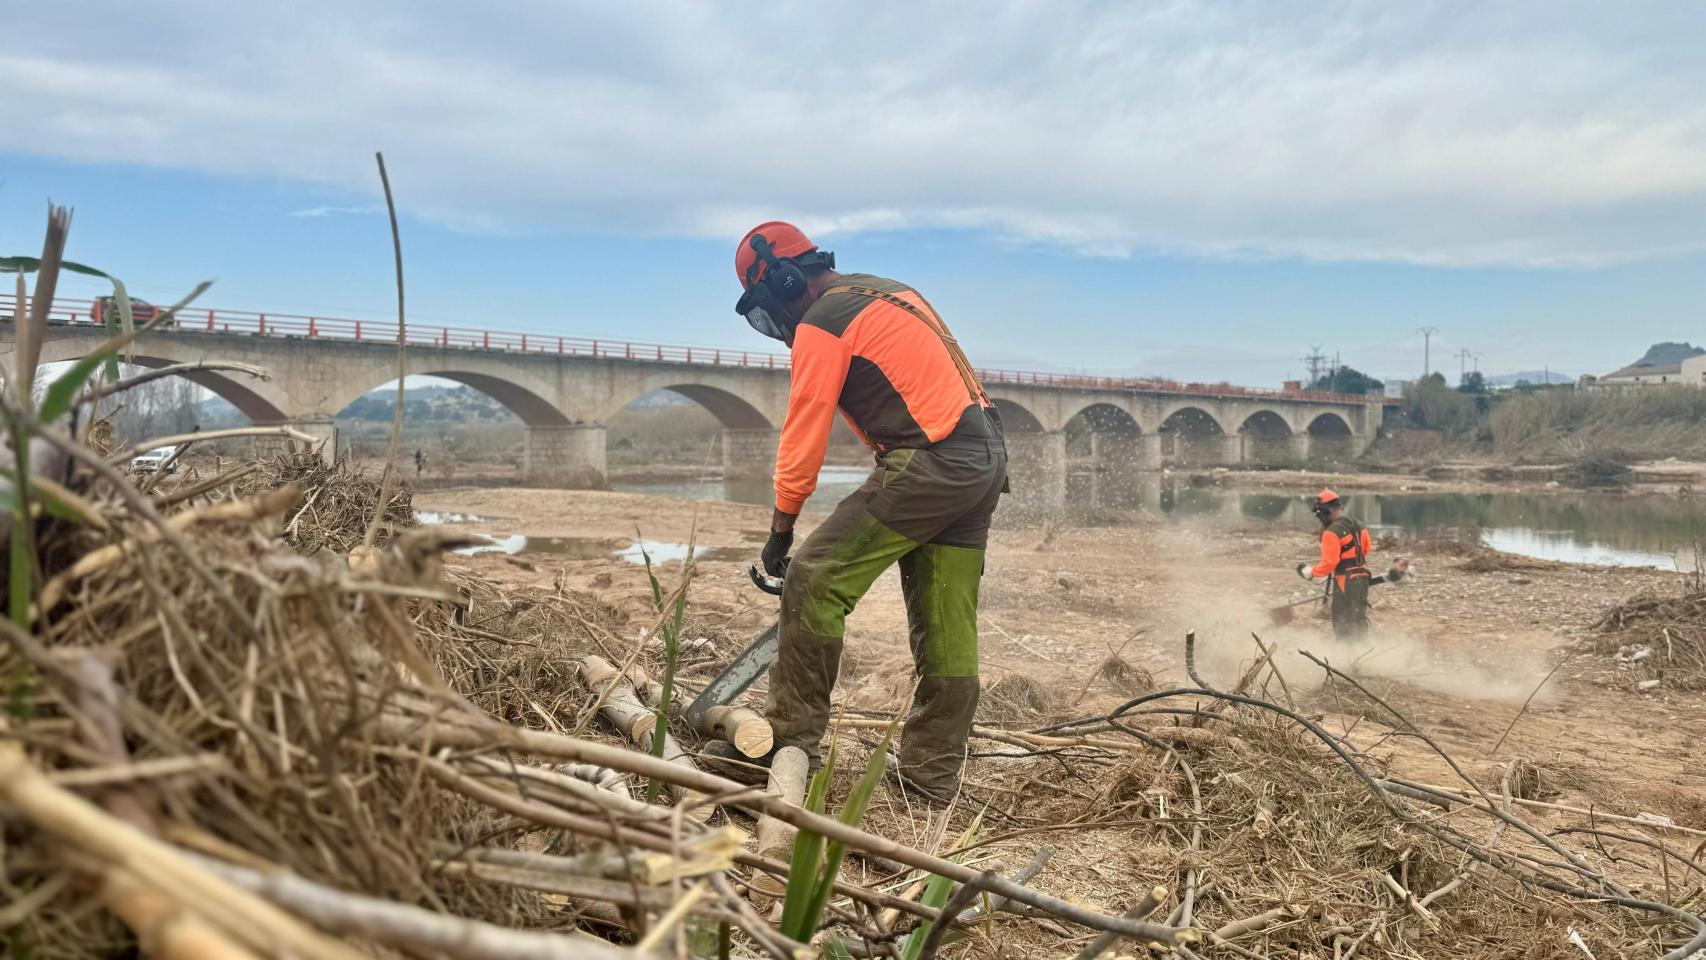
[1297,489,1373,641]
[719,221,1008,803]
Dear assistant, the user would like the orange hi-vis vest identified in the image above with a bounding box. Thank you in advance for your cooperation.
[1312,516,1372,589]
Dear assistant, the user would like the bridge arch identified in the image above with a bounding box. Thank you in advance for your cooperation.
[1063,402,1141,451]
[648,384,773,430]
[1306,411,1355,461]
[1063,402,1143,489]
[598,371,784,429]
[27,344,288,423]
[1158,405,1227,465]
[989,398,1045,434]
[1307,412,1353,436]
[1239,409,1295,465]
[325,367,571,427]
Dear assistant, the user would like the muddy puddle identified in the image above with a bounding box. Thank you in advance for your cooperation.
[453,534,745,563]
[416,511,748,563]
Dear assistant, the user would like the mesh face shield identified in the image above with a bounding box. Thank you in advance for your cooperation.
[735,285,794,343]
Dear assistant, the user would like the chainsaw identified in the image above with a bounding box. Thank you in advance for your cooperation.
[683,563,784,727]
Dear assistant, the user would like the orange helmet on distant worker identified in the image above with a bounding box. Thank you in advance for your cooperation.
[1311,488,1342,525]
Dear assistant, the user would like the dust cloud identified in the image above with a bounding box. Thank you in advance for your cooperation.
[1158,583,1556,708]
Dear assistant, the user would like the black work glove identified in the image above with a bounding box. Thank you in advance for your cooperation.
[761,529,794,579]
[1295,562,1312,580]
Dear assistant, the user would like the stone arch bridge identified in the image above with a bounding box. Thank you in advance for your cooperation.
[3,301,1388,507]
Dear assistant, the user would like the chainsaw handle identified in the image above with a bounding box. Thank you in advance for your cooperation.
[748,562,785,596]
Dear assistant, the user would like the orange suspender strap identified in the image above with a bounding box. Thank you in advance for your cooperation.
[822,284,988,405]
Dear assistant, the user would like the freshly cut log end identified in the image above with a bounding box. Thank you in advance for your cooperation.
[576,656,710,821]
[750,746,809,897]
[703,705,774,759]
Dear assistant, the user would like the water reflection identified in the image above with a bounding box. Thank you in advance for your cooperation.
[615,465,1705,571]
[1064,473,1704,570]
[613,465,869,512]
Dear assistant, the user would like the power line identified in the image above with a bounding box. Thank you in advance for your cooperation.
[1301,346,1327,385]
[1418,327,1440,378]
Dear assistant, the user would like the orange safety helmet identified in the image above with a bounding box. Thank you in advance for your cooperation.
[1310,488,1342,524]
[735,221,820,289]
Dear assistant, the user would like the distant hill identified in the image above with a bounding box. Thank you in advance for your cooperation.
[1485,369,1574,387]
[1634,342,1705,367]
[340,384,516,422]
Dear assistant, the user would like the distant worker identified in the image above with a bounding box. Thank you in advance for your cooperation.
[414,448,424,478]
[717,221,1008,803]
[1297,489,1372,641]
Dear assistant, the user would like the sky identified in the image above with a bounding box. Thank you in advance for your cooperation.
[5,1,1706,387]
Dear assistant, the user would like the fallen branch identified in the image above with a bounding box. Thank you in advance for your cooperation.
[1212,903,1304,941]
[578,656,709,818]
[187,851,661,960]
[380,713,1195,946]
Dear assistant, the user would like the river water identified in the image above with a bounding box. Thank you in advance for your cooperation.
[609,467,1706,571]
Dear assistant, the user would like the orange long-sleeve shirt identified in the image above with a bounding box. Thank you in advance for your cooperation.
[773,274,988,514]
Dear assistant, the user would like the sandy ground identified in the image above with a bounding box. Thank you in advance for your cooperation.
[415,482,1706,833]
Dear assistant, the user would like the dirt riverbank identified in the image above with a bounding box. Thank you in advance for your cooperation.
[416,483,1706,832]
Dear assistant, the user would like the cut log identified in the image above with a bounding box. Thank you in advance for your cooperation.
[703,705,774,759]
[577,657,709,820]
[749,746,809,897]
[624,662,775,759]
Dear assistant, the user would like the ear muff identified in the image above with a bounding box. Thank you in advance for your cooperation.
[748,234,810,302]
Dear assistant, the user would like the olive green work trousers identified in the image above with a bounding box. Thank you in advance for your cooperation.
[765,438,1007,795]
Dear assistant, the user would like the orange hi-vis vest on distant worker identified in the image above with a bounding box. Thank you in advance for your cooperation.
[773,274,994,515]
[1311,516,1372,589]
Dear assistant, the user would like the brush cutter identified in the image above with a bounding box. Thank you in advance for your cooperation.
[1268,557,1412,626]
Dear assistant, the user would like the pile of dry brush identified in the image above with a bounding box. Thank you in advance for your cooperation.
[1593,572,1706,690]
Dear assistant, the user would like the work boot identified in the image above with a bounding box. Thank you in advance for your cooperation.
[889,765,961,810]
[896,675,979,801]
[700,740,820,786]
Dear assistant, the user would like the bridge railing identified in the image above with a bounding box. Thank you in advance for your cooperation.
[3,293,1386,404]
[2,294,794,370]
[975,367,1384,405]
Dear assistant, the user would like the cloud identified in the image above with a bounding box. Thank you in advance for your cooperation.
[287,204,382,218]
[5,1,1706,267]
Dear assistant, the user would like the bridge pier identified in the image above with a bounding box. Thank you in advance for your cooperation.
[1141,434,1166,468]
[1289,434,1313,462]
[1002,431,1066,513]
[1219,434,1247,466]
[720,428,779,481]
[255,417,337,465]
[523,424,607,489]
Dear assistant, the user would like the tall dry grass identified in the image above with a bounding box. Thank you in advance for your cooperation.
[1488,387,1706,460]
